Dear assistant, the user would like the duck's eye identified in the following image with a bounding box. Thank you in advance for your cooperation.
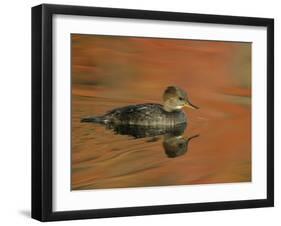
[178,97,184,101]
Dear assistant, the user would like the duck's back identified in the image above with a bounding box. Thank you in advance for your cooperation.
[104,103,186,126]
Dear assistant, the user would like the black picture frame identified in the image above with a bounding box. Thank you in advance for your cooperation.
[32,3,274,222]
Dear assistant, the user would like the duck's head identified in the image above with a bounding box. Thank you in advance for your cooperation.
[163,86,199,112]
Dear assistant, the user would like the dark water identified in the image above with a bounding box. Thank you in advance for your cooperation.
[71,35,251,190]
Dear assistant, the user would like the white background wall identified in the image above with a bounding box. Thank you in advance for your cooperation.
[0,0,279,225]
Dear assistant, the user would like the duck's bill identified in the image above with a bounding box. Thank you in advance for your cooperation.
[184,102,199,109]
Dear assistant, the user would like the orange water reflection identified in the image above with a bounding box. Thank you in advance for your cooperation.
[71,34,251,190]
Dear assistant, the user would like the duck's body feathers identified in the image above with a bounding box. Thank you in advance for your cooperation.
[81,103,186,126]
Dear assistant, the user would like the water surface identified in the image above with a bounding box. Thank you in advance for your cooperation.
[71,35,251,190]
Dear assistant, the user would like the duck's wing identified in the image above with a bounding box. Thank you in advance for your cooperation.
[104,103,163,124]
[105,104,162,116]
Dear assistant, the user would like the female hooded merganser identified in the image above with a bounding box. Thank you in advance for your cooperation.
[81,86,198,126]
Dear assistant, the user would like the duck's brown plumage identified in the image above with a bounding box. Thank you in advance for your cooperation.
[103,103,186,126]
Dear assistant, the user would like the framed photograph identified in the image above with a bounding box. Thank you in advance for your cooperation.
[32,4,274,221]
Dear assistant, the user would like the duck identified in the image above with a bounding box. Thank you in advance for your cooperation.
[81,86,198,126]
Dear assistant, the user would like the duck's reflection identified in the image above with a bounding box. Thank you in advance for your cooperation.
[105,123,199,158]
[163,134,199,158]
